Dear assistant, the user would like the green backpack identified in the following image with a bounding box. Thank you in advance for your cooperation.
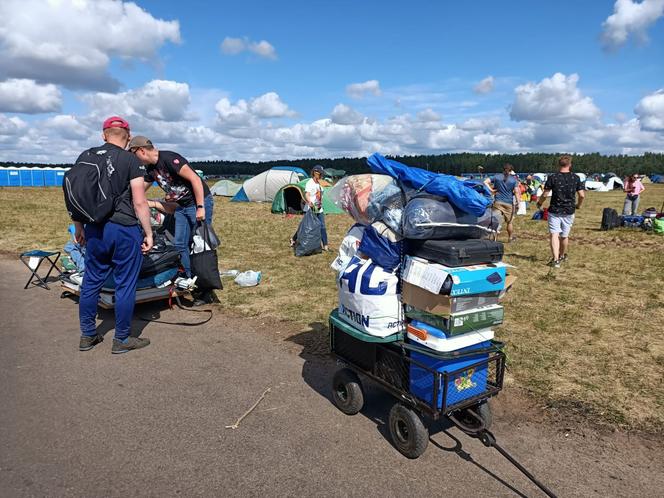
[654,217,664,235]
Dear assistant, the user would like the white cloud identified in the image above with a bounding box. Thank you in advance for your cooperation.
[0,0,180,91]
[473,76,495,94]
[214,98,253,127]
[0,78,61,113]
[346,80,382,99]
[330,104,364,125]
[220,37,277,60]
[0,113,27,136]
[416,108,441,122]
[601,0,664,50]
[43,114,90,140]
[635,88,664,131]
[249,92,294,118]
[510,73,601,123]
[82,79,191,123]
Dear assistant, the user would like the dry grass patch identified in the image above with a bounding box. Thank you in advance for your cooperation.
[1,184,663,431]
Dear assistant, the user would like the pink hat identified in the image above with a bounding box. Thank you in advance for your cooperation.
[102,116,130,131]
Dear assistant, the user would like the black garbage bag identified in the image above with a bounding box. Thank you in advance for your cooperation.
[295,210,322,257]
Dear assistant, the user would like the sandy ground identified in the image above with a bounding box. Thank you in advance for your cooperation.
[1,258,662,498]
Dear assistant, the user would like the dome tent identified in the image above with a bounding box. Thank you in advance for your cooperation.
[231,169,304,202]
[271,179,344,214]
[210,179,241,197]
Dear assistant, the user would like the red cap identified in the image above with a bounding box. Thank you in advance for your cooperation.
[102,116,130,131]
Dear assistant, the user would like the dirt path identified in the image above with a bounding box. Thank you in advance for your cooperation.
[1,258,662,497]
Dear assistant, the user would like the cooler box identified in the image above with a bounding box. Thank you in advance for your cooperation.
[409,341,491,410]
[406,320,494,352]
[405,304,504,335]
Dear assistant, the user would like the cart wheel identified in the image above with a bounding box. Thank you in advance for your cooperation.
[331,368,364,415]
[476,401,493,430]
[388,403,429,459]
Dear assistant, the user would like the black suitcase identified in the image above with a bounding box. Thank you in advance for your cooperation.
[600,208,620,231]
[405,239,504,267]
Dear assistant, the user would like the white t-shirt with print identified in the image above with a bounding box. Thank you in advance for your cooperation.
[303,178,323,213]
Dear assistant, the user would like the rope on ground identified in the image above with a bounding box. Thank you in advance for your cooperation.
[225,387,271,430]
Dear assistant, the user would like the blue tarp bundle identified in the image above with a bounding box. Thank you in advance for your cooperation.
[366,153,492,216]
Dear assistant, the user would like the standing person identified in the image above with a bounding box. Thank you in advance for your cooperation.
[536,155,585,268]
[303,165,329,251]
[622,173,645,216]
[127,136,215,306]
[70,117,153,354]
[484,163,520,242]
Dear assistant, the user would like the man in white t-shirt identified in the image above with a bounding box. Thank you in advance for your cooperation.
[304,165,329,250]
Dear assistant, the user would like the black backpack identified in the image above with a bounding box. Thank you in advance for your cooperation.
[63,146,120,223]
[600,207,621,231]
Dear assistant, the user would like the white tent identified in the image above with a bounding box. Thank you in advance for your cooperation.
[210,179,241,197]
[231,169,304,202]
[585,176,624,192]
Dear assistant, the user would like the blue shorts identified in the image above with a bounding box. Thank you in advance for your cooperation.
[548,213,575,237]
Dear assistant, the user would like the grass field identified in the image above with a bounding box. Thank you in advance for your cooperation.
[1,183,663,432]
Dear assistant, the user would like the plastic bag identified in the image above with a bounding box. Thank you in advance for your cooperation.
[357,224,402,272]
[327,174,402,225]
[295,210,322,257]
[195,223,220,249]
[402,194,501,239]
[330,224,366,273]
[235,270,261,287]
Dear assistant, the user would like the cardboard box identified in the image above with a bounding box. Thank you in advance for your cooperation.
[402,256,509,296]
[402,276,516,316]
[405,304,504,335]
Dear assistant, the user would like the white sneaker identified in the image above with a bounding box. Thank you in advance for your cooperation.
[174,276,198,290]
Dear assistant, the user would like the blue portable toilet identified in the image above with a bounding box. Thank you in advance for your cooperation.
[19,168,32,186]
[8,168,20,186]
[55,168,67,186]
[43,168,57,186]
[31,168,45,186]
[0,168,8,187]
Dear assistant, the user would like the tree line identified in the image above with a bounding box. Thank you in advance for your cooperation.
[2,152,662,178]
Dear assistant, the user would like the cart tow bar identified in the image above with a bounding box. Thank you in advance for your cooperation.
[449,411,557,498]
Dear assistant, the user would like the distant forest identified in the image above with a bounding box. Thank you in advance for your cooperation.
[3,152,663,178]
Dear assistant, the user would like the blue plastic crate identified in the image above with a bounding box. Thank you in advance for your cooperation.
[409,341,491,410]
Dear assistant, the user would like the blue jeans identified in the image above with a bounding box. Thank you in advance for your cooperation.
[316,212,328,246]
[80,222,143,340]
[174,194,214,277]
[623,195,640,216]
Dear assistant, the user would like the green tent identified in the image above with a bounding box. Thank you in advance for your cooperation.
[271,179,344,214]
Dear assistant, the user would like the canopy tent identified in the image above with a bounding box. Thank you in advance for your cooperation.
[231,169,304,202]
[210,179,241,197]
[585,176,624,192]
[272,165,309,177]
[271,179,344,214]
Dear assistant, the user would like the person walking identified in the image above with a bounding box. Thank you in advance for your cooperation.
[536,155,585,268]
[484,163,520,242]
[127,136,215,305]
[622,173,645,216]
[304,165,329,251]
[71,117,153,354]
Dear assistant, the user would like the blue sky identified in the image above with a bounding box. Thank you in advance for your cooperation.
[0,0,663,163]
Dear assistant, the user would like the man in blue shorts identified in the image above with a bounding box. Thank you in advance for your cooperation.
[484,163,520,242]
[537,155,585,268]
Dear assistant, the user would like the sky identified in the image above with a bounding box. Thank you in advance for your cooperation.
[0,0,663,163]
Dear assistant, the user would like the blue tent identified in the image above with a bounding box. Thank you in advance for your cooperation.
[272,165,308,177]
[650,174,664,184]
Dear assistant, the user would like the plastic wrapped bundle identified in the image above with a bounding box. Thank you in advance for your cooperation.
[327,174,404,228]
[402,194,501,240]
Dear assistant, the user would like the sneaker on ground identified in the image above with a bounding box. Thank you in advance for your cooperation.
[560,254,568,263]
[547,258,561,268]
[112,337,150,354]
[193,290,215,306]
[79,334,103,351]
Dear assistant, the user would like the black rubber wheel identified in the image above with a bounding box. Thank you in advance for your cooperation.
[388,403,429,459]
[476,401,493,430]
[455,401,493,432]
[331,368,364,415]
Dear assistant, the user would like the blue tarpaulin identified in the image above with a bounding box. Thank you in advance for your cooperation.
[367,153,492,216]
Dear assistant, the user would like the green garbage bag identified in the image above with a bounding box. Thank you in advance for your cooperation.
[654,217,664,235]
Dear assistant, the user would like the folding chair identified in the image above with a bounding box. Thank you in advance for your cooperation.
[19,250,62,290]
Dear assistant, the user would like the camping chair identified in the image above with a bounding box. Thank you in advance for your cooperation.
[19,250,62,290]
